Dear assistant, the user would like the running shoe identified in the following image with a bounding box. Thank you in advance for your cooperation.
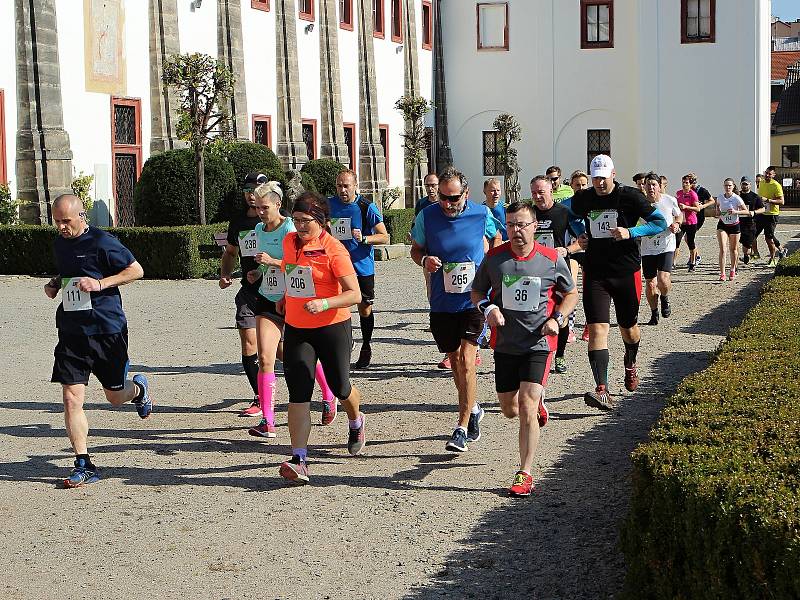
[660,297,671,318]
[347,413,366,455]
[719,274,726,281]
[624,364,640,392]
[686,259,694,269]
[508,470,534,497]
[467,406,484,442]
[780,247,789,259]
[279,456,309,485]
[768,258,778,267]
[445,428,468,452]
[741,254,750,265]
[248,418,276,438]
[695,255,702,265]
[240,398,262,418]
[132,374,152,419]
[63,458,100,488]
[581,325,590,342]
[688,264,696,273]
[437,355,451,369]
[647,310,659,326]
[321,396,337,426]
[554,357,567,374]
[584,385,615,411]
[353,346,372,370]
[728,269,736,281]
[567,329,576,344]
[475,352,482,367]
[538,396,549,428]
[752,251,761,260]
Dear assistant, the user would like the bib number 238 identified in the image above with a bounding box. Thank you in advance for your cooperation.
[285,264,316,298]
[238,230,258,257]
[443,262,475,294]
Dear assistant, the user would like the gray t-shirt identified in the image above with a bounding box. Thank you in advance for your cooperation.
[472,242,575,355]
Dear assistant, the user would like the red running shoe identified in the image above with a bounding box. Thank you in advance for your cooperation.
[509,471,534,497]
[248,418,276,438]
[538,396,549,428]
[581,325,590,342]
[624,364,639,392]
[321,397,337,426]
[239,398,262,418]
[279,456,309,485]
[437,355,451,369]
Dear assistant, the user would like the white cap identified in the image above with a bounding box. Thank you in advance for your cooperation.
[590,154,614,178]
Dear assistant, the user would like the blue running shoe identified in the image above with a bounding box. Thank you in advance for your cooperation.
[467,406,485,442]
[445,428,468,452]
[63,458,100,488]
[132,374,152,419]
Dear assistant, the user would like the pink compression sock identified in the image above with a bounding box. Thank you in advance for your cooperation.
[258,372,277,426]
[315,362,335,402]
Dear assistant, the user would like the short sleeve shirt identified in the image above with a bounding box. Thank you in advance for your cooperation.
[226,212,262,292]
[739,191,763,224]
[327,195,383,276]
[640,195,681,256]
[552,184,575,203]
[53,226,137,336]
[675,189,699,225]
[255,217,296,301]
[282,231,356,329]
[472,242,575,355]
[758,180,783,216]
[486,203,508,241]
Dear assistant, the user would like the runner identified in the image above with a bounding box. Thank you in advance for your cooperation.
[410,166,501,452]
[414,173,439,216]
[220,172,265,417]
[674,174,701,271]
[471,201,578,496]
[755,166,788,267]
[529,176,584,374]
[328,169,390,369]
[483,178,507,242]
[640,173,682,325]
[568,170,591,342]
[546,166,574,202]
[45,194,151,487]
[714,178,749,281]
[737,176,765,265]
[569,155,667,411]
[277,192,365,485]
[632,173,647,195]
[689,173,714,267]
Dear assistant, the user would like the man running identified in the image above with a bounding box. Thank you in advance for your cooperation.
[738,176,764,264]
[328,169,390,369]
[471,201,578,496]
[546,166,574,202]
[640,173,682,325]
[45,194,152,487]
[411,166,501,452]
[689,173,714,267]
[483,178,507,242]
[755,166,788,267]
[220,172,267,417]
[415,173,439,216]
[569,155,667,410]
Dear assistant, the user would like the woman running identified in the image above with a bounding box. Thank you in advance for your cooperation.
[278,192,365,485]
[714,178,749,281]
[674,175,700,272]
[245,183,337,439]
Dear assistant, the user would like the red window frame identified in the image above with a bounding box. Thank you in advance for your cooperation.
[302,119,318,161]
[339,0,353,30]
[251,0,269,12]
[299,0,314,21]
[580,0,614,49]
[343,122,357,171]
[391,0,402,43]
[476,2,509,51]
[421,1,433,50]
[0,89,6,185]
[373,0,385,39]
[681,0,715,44]
[110,97,142,226]
[379,124,389,184]
[252,114,272,148]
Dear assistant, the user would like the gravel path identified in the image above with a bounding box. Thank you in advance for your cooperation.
[0,224,795,600]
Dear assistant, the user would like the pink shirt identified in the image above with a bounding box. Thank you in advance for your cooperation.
[675,189,699,225]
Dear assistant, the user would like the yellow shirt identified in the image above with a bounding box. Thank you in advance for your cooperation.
[758,180,783,216]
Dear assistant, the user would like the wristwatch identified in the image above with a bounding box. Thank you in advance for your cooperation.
[550,311,565,327]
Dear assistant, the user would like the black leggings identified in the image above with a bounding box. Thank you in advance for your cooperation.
[676,223,698,251]
[283,319,353,403]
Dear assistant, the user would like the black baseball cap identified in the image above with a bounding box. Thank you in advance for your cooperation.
[243,172,268,191]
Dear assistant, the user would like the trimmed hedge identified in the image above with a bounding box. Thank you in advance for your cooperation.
[383,208,415,244]
[621,250,800,599]
[0,224,227,279]
[218,142,287,222]
[301,159,346,196]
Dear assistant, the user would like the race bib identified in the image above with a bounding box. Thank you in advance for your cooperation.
[61,278,92,312]
[258,266,286,297]
[330,217,352,241]
[589,210,617,239]
[501,275,541,312]
[641,230,669,254]
[238,230,258,257]
[442,262,475,294]
[285,264,316,298]
[721,212,739,225]
[535,232,555,248]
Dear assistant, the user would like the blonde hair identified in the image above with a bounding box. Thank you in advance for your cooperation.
[253,181,283,202]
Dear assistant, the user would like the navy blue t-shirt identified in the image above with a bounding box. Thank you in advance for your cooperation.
[53,226,136,336]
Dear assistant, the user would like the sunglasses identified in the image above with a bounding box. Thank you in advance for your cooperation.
[438,191,464,203]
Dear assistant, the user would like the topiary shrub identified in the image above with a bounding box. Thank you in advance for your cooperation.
[383,208,415,244]
[300,172,318,194]
[300,158,346,197]
[134,149,236,226]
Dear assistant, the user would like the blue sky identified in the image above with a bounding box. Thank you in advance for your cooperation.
[773,0,800,22]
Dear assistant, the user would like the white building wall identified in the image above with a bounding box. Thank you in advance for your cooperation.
[296,9,321,158]
[338,10,360,159]
[242,0,277,148]
[374,30,405,187]
[0,1,17,199]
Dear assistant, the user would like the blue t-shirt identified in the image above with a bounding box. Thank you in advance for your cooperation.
[411,201,500,313]
[327,194,383,276]
[486,203,507,240]
[255,217,296,301]
[53,226,137,336]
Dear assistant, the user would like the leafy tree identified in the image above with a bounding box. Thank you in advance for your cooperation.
[71,171,94,216]
[395,95,432,205]
[0,183,19,225]
[301,159,346,197]
[162,53,235,225]
[492,113,522,203]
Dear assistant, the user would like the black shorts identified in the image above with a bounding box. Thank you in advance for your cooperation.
[569,253,585,267]
[254,295,285,328]
[739,221,756,247]
[494,351,551,393]
[755,215,778,242]
[641,253,674,279]
[235,287,259,329]
[716,222,740,235]
[283,320,353,403]
[583,270,642,329]
[357,275,375,305]
[430,309,484,354]
[52,330,130,391]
